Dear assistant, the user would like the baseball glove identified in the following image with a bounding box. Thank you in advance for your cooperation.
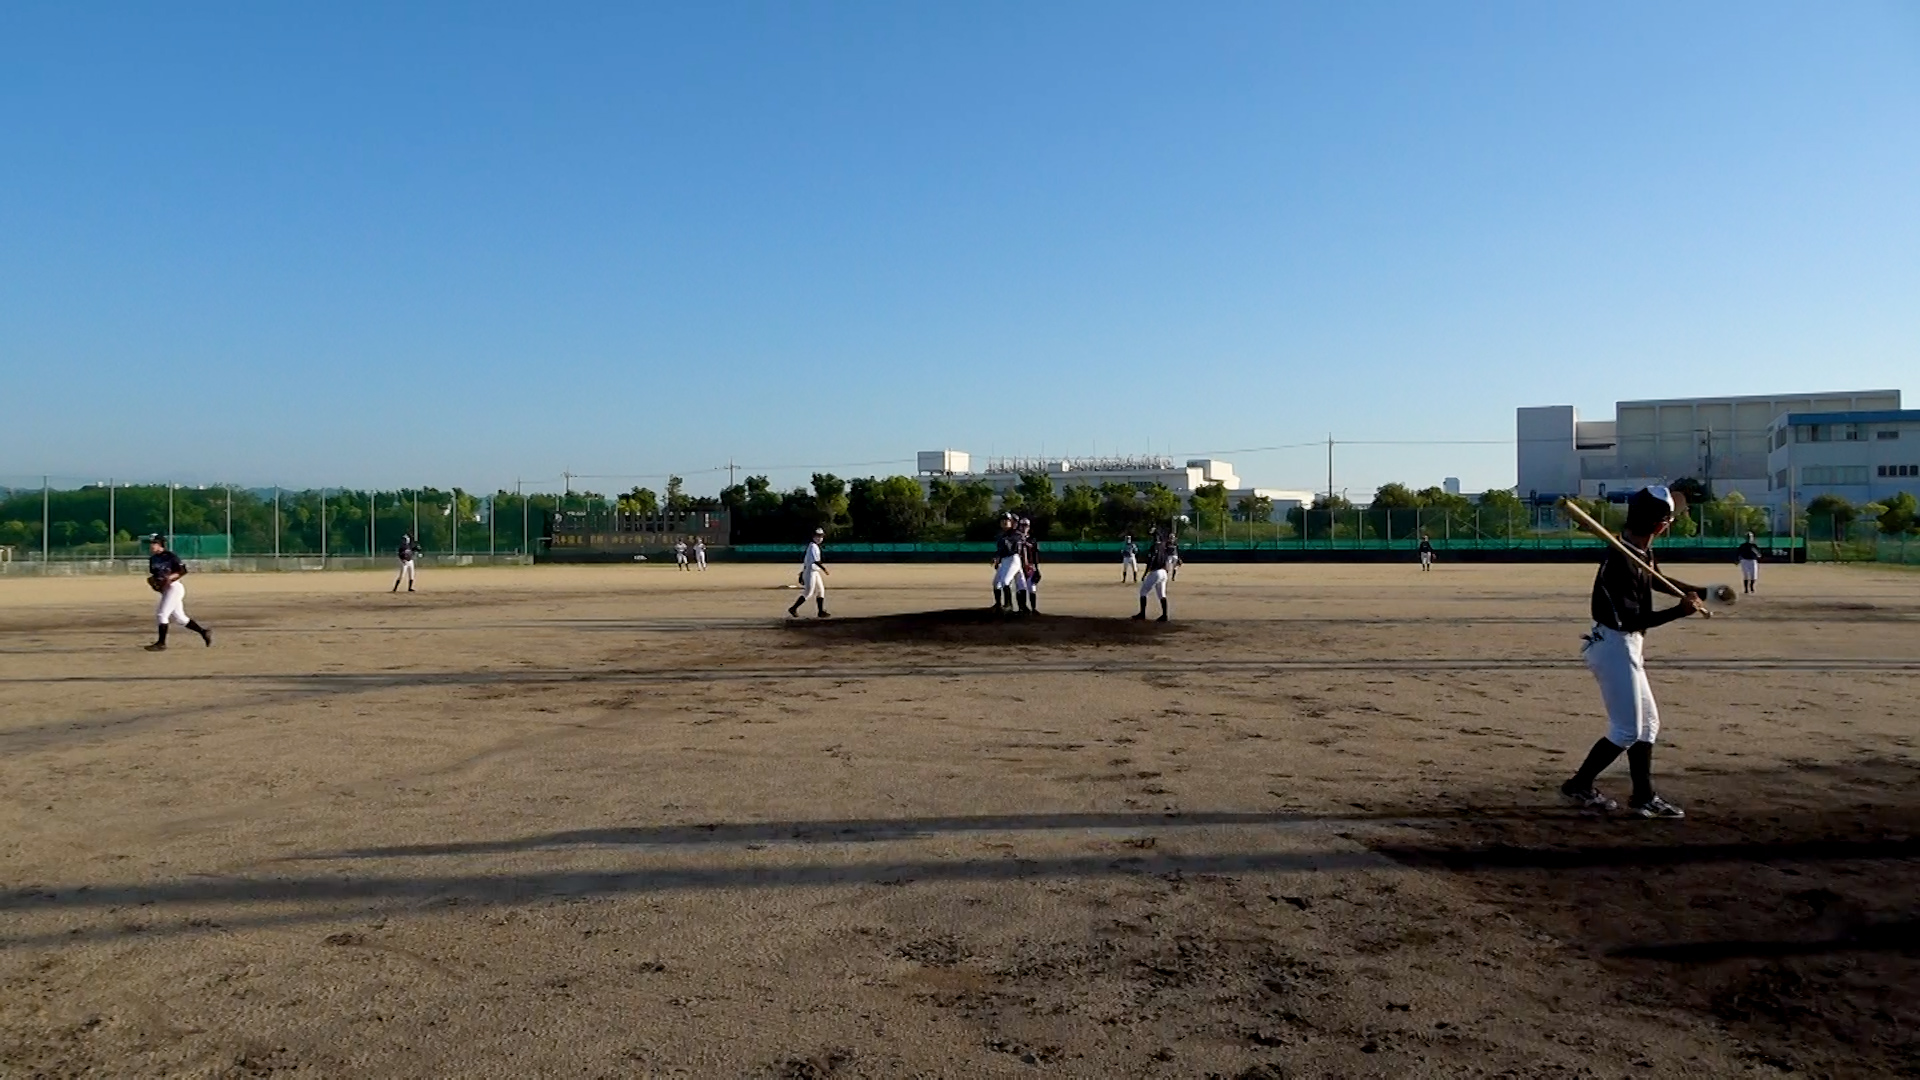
[147,574,168,593]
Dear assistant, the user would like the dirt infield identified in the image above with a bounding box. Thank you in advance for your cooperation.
[2,561,1916,1078]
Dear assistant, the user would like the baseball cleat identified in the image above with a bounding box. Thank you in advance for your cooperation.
[1561,786,1617,812]
[144,642,166,652]
[1632,796,1685,819]
[200,629,213,647]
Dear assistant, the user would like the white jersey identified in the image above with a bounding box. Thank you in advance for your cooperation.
[801,541,822,574]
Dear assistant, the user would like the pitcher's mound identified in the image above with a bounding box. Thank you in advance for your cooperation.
[784,608,1181,646]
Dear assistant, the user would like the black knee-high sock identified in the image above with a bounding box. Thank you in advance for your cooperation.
[788,599,802,616]
[1159,597,1169,619]
[156,624,169,645]
[1137,596,1148,617]
[1567,737,1624,790]
[815,597,827,615]
[1628,741,1655,804]
[185,619,206,634]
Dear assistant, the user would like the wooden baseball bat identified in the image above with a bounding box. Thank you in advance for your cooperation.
[1557,498,1727,616]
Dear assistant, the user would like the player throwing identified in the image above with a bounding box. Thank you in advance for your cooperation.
[787,527,830,618]
[393,533,419,593]
[1558,486,1702,818]
[144,535,213,650]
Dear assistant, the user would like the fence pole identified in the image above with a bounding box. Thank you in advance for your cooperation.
[490,494,495,557]
[108,479,115,563]
[520,480,527,555]
[274,487,280,558]
[41,476,49,563]
[413,489,419,541]
[226,486,232,559]
[451,490,458,558]
[168,483,174,550]
[367,490,374,557]
[321,488,327,561]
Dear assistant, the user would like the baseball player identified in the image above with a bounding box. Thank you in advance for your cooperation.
[1736,532,1761,595]
[1120,535,1138,583]
[1131,529,1172,622]
[392,533,419,593]
[787,527,830,618]
[674,539,690,571]
[1014,517,1042,614]
[144,535,212,650]
[991,514,1025,613]
[1418,533,1434,571]
[1167,537,1181,581]
[694,538,707,571]
[1558,486,1703,819]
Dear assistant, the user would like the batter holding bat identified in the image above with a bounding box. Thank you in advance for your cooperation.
[144,534,213,651]
[1558,486,1700,818]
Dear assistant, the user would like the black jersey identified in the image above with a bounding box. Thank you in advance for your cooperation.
[398,539,419,561]
[149,550,187,579]
[1737,541,1761,561]
[1418,539,1433,554]
[995,533,1021,559]
[1143,543,1171,573]
[1590,541,1687,634]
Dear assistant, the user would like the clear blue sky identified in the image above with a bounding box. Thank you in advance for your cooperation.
[3,2,1916,497]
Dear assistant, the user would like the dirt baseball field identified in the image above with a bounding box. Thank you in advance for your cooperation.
[2,559,1916,1078]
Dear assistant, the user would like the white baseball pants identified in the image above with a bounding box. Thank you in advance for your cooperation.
[1739,559,1758,583]
[397,558,415,584]
[799,569,826,601]
[992,556,1024,590]
[1420,551,1432,568]
[155,582,191,627]
[1139,568,1169,601]
[1583,624,1659,747]
[696,551,707,569]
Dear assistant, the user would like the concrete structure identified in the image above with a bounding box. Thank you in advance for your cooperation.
[914,451,1311,521]
[1518,390,1902,502]
[1764,409,1920,529]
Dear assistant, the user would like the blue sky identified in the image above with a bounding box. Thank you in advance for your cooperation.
[3,2,1916,497]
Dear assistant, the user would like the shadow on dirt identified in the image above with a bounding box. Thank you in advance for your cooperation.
[781,607,1184,646]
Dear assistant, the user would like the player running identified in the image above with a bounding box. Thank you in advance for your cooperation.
[1558,486,1703,819]
[144,535,213,651]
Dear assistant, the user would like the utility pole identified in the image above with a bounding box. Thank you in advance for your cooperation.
[727,458,738,490]
[1701,426,1716,501]
[1326,436,1335,502]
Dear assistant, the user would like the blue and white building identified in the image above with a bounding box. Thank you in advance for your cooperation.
[1764,408,1920,529]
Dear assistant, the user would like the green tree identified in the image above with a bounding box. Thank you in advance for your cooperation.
[1007,472,1058,523]
[1371,483,1420,509]
[1096,481,1141,535]
[619,486,660,516]
[1877,491,1918,535]
[1190,481,1230,532]
[1234,493,1273,523]
[1288,492,1353,539]
[1141,483,1181,528]
[847,476,929,542]
[1057,484,1099,535]
[947,481,996,531]
[665,476,692,515]
[1477,489,1526,539]
[811,474,850,532]
[1805,493,1855,541]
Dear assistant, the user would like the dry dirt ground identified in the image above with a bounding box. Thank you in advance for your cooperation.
[1,560,1917,1079]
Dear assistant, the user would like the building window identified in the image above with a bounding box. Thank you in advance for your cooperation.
[1775,469,1789,489]
[1881,464,1920,478]
[1844,424,1862,441]
[1803,466,1869,486]
[1877,430,1900,440]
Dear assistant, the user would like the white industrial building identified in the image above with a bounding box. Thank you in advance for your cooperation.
[1517,390,1902,502]
[1764,408,1920,529]
[915,450,1313,521]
